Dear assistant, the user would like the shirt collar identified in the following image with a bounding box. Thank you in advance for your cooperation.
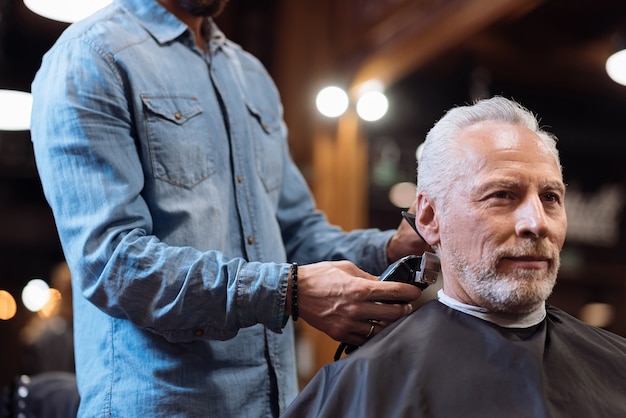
[116,0,226,50]
[437,289,546,328]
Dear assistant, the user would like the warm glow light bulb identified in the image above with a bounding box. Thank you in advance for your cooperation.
[389,182,417,208]
[22,279,50,312]
[38,288,63,318]
[24,0,112,23]
[316,86,349,118]
[0,90,33,131]
[0,290,18,320]
[579,302,615,328]
[356,91,388,122]
[606,49,626,86]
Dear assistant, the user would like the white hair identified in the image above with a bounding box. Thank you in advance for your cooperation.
[416,96,561,207]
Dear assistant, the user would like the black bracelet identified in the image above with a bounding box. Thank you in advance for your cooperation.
[291,262,299,321]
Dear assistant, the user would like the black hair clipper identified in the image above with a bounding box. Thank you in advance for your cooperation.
[334,252,441,361]
[378,252,440,289]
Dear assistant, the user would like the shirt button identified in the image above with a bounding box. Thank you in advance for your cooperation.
[237,176,243,183]
[174,112,182,120]
[247,236,254,245]
[194,329,204,337]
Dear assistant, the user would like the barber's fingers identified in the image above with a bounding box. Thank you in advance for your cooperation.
[295,261,420,344]
[361,300,417,322]
[367,281,422,304]
[344,319,390,346]
[343,300,416,345]
[327,260,379,280]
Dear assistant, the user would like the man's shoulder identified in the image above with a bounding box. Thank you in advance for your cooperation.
[546,304,626,349]
[52,6,150,57]
[347,300,462,359]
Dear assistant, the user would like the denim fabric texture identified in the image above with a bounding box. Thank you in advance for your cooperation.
[30,0,394,416]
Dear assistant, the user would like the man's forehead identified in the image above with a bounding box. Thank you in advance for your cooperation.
[452,122,561,183]
[459,120,536,145]
[457,122,554,160]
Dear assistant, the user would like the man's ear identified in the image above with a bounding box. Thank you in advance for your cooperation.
[416,192,440,246]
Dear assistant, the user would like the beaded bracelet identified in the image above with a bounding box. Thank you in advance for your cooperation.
[291,262,299,321]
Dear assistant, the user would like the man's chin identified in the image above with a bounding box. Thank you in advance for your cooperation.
[477,278,555,313]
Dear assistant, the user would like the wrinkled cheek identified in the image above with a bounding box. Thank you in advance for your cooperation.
[554,217,568,249]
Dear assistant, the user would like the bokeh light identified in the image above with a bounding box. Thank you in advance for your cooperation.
[24,0,113,23]
[0,90,33,131]
[38,288,63,318]
[606,49,626,86]
[389,182,417,208]
[0,290,18,320]
[21,279,50,312]
[356,91,388,122]
[416,143,425,162]
[579,302,615,328]
[315,86,349,118]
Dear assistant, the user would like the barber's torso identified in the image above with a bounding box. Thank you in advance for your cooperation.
[33,0,300,415]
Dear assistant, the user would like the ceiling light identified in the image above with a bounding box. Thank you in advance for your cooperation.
[0,290,18,321]
[0,90,33,131]
[21,279,50,312]
[316,86,349,118]
[606,49,626,86]
[23,0,112,23]
[356,91,388,122]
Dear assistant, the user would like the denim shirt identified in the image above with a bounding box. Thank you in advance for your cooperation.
[31,0,394,416]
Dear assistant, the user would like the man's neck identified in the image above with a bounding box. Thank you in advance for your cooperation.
[157,0,205,50]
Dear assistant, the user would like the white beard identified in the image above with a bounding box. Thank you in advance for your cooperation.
[447,241,560,314]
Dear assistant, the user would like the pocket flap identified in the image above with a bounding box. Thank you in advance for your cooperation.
[246,101,280,134]
[141,95,203,125]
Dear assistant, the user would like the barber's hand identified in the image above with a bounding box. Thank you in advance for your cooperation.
[386,200,431,262]
[295,260,421,346]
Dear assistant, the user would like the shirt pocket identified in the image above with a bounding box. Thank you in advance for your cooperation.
[142,95,216,188]
[246,101,284,192]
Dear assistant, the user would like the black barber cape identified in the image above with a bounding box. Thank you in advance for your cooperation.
[282,301,626,418]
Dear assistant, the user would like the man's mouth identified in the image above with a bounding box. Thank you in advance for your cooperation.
[499,255,550,270]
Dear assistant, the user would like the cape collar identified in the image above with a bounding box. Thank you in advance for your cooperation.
[437,289,546,328]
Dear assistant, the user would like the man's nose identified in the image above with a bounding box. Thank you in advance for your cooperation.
[514,196,549,238]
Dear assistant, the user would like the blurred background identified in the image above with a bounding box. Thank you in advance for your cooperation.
[1,0,625,388]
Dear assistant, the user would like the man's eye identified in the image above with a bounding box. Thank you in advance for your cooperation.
[543,193,561,203]
[491,191,510,199]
